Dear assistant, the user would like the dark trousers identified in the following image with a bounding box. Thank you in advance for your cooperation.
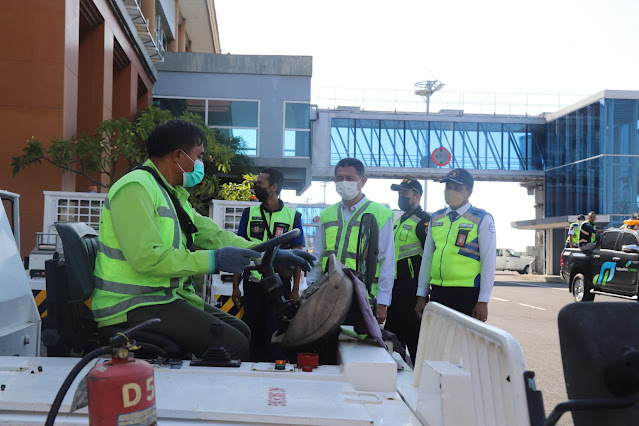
[243,279,291,362]
[127,299,250,360]
[429,285,480,317]
[386,278,421,362]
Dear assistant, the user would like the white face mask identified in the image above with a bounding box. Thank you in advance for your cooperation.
[336,181,360,201]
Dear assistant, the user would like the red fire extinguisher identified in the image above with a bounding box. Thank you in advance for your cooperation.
[87,347,156,425]
[45,319,160,426]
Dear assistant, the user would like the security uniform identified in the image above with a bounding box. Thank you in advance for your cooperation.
[578,222,597,247]
[238,201,304,361]
[565,222,580,248]
[427,205,492,315]
[385,207,430,361]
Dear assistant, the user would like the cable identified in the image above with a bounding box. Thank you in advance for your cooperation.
[44,346,111,426]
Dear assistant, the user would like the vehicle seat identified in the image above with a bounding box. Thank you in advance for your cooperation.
[52,222,185,358]
[558,302,639,425]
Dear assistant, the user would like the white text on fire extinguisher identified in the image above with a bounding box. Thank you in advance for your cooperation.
[122,377,155,407]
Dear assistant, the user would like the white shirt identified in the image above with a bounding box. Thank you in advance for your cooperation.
[416,201,496,303]
[307,195,395,306]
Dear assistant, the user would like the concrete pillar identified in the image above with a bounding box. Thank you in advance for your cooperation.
[141,0,155,38]
[167,1,179,52]
[178,19,186,52]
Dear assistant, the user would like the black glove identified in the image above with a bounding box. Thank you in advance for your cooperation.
[273,248,316,273]
[216,246,261,274]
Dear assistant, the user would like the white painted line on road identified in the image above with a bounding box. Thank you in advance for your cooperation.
[551,288,566,291]
[491,297,509,301]
[519,303,546,311]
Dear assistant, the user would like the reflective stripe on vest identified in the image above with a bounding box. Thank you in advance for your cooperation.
[430,206,487,288]
[92,168,187,322]
[320,200,393,295]
[566,222,580,246]
[579,222,596,243]
[394,213,424,279]
[245,204,297,281]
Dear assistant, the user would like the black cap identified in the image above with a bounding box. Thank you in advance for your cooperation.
[577,214,585,220]
[441,168,474,188]
[391,178,423,195]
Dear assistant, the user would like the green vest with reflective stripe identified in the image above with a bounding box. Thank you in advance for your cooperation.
[393,214,423,278]
[92,168,191,325]
[579,222,597,243]
[320,199,393,296]
[245,204,297,281]
[566,222,580,246]
[430,206,487,288]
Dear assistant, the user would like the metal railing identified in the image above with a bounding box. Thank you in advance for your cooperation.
[317,87,589,117]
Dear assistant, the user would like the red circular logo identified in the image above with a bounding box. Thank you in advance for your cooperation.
[431,147,451,166]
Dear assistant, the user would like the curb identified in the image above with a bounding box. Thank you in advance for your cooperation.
[517,275,566,284]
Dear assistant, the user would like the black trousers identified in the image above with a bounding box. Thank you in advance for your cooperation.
[386,278,421,362]
[429,285,480,317]
[127,299,251,360]
[242,278,292,362]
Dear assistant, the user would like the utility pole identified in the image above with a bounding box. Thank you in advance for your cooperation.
[415,80,445,114]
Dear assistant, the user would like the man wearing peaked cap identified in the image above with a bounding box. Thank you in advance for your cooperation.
[387,178,430,365]
[415,168,496,322]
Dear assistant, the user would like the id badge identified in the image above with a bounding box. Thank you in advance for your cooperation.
[455,229,469,247]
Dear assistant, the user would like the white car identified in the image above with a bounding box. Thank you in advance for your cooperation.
[496,248,535,274]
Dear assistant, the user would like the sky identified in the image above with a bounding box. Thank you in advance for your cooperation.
[214,0,639,252]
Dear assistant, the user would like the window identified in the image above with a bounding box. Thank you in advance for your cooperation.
[506,249,520,257]
[153,97,205,122]
[600,231,619,250]
[209,100,259,156]
[621,232,638,249]
[284,102,310,157]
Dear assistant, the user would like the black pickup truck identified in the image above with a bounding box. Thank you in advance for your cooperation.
[560,227,639,302]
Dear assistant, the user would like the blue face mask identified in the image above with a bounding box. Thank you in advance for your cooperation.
[178,150,205,187]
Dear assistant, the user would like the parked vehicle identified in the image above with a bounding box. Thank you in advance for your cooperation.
[560,225,639,302]
[496,248,535,274]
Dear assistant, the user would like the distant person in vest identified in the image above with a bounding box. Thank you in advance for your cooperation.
[231,167,305,362]
[91,119,314,361]
[414,168,496,322]
[306,158,395,323]
[578,211,603,247]
[565,214,585,248]
[387,178,430,363]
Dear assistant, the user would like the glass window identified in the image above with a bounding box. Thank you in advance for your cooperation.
[153,98,205,122]
[208,100,259,156]
[600,231,618,250]
[284,102,310,157]
[621,232,638,248]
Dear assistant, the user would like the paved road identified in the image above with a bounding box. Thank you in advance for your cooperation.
[489,272,624,425]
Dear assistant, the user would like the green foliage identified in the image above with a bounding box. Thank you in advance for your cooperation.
[218,174,257,201]
[11,107,255,213]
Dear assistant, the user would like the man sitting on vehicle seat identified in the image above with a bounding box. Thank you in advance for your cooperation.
[91,119,314,361]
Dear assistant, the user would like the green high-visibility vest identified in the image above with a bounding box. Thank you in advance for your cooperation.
[566,222,580,246]
[92,166,193,325]
[430,206,488,288]
[579,222,597,244]
[393,213,424,279]
[320,199,393,296]
[244,203,297,281]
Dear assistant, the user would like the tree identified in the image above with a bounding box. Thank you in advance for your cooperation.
[12,107,255,213]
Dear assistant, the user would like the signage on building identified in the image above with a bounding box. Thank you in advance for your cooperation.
[431,147,452,166]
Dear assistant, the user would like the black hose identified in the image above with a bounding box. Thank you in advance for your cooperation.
[45,346,111,426]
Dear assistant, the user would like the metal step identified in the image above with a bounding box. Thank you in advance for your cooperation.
[591,290,638,300]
